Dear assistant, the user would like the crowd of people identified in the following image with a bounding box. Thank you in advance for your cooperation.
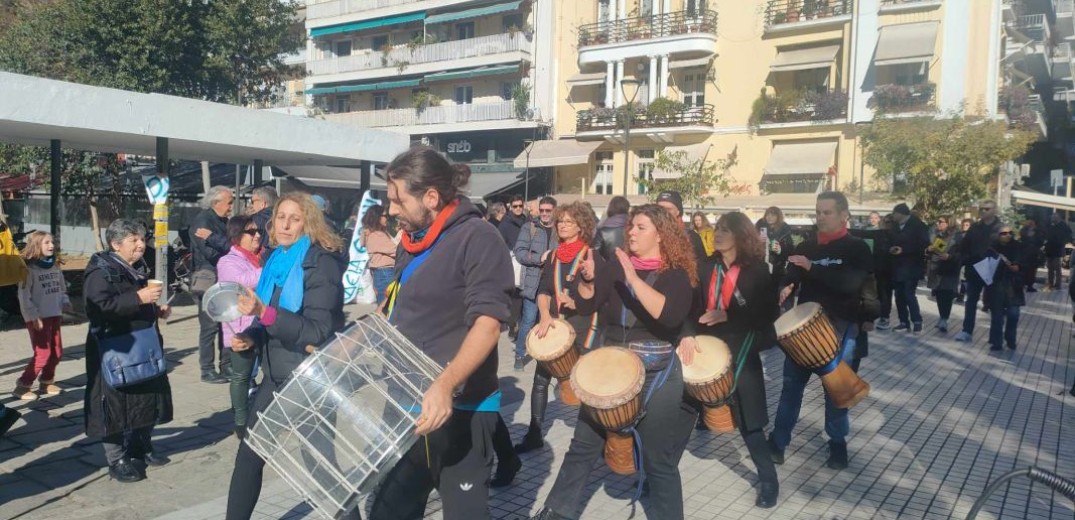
[2,144,1075,520]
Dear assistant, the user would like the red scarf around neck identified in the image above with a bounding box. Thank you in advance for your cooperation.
[817,227,848,245]
[235,246,262,268]
[401,200,459,254]
[556,239,587,264]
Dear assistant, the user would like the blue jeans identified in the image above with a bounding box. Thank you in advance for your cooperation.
[514,297,538,359]
[771,320,858,450]
[894,279,922,325]
[371,267,395,305]
[961,267,986,334]
[988,301,1020,348]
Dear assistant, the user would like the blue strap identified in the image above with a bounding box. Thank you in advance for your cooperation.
[816,324,853,376]
[407,390,502,413]
[627,357,676,504]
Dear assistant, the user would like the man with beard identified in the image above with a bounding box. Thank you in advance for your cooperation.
[372,147,514,520]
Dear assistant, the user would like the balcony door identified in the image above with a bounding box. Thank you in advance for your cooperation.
[456,22,475,40]
[455,86,473,105]
[687,0,708,16]
[593,152,614,194]
[682,69,706,107]
[335,95,351,113]
[636,149,655,195]
[334,40,352,58]
[598,0,611,25]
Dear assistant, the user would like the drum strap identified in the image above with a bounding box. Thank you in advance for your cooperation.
[816,323,853,376]
[626,357,675,504]
[727,331,755,396]
[384,225,462,323]
[707,263,741,311]
[618,271,660,335]
[555,252,602,350]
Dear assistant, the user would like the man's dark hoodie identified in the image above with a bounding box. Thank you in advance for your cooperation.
[498,212,528,249]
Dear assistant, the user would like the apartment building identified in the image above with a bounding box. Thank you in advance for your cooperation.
[535,0,1006,207]
[302,0,557,198]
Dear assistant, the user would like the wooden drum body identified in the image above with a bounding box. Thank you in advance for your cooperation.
[526,319,580,406]
[571,347,645,475]
[681,336,736,432]
[774,302,869,409]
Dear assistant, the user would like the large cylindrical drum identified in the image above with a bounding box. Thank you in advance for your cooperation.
[681,336,737,432]
[773,302,869,409]
[526,318,580,406]
[571,347,644,475]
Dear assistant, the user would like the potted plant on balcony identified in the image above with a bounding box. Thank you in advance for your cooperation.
[648,97,686,125]
[412,91,441,113]
[868,83,911,112]
[512,82,532,119]
[814,90,848,121]
[803,0,818,19]
[379,42,393,67]
[579,27,592,46]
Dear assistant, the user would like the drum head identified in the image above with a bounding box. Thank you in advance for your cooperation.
[526,319,575,361]
[202,282,247,323]
[774,302,821,337]
[571,347,644,408]
[681,336,732,384]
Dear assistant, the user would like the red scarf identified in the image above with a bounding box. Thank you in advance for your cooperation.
[630,256,662,271]
[817,227,848,245]
[401,200,459,254]
[235,246,262,268]
[556,239,586,264]
[707,263,741,311]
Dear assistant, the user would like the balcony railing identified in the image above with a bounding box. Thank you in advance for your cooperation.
[577,9,717,47]
[880,0,941,5]
[764,0,852,28]
[1010,13,1050,41]
[323,100,518,127]
[751,90,849,126]
[868,83,936,113]
[308,0,424,20]
[308,33,529,76]
[576,103,715,132]
[1057,0,1074,15]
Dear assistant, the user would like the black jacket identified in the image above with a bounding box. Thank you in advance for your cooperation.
[992,239,1027,307]
[1045,220,1072,258]
[498,213,528,249]
[764,223,795,284]
[890,215,930,282]
[243,245,346,385]
[782,233,873,323]
[253,207,273,256]
[190,208,230,272]
[592,214,627,261]
[958,218,1003,266]
[83,252,173,438]
[849,227,892,275]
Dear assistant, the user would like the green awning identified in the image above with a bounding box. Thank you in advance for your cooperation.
[306,86,338,95]
[308,79,421,96]
[425,1,523,25]
[310,12,426,37]
[424,64,519,82]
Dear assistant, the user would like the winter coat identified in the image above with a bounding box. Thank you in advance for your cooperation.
[82,252,173,438]
[1044,220,1072,258]
[190,208,229,273]
[592,214,627,261]
[514,221,558,300]
[216,247,263,349]
[498,213,528,249]
[890,215,930,282]
[926,231,961,292]
[991,239,1027,308]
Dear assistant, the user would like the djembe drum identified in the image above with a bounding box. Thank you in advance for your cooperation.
[244,313,443,519]
[773,302,869,409]
[526,319,580,406]
[681,336,736,432]
[571,347,645,475]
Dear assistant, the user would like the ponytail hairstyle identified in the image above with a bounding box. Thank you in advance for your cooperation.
[384,146,471,209]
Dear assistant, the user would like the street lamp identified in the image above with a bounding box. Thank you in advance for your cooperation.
[620,78,641,196]
[522,138,535,202]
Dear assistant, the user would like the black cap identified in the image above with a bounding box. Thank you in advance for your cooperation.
[656,191,684,215]
[893,203,912,216]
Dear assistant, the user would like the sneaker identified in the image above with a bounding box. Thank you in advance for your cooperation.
[38,382,62,396]
[893,323,911,332]
[513,355,531,372]
[825,441,848,470]
[0,408,22,437]
[912,322,923,333]
[200,371,227,384]
[954,331,972,342]
[767,437,785,465]
[938,321,948,333]
[989,344,1003,352]
[12,384,36,400]
[875,318,891,330]
[142,452,171,467]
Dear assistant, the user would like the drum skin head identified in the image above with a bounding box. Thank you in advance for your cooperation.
[571,347,644,407]
[682,336,731,384]
[774,302,821,337]
[526,319,575,361]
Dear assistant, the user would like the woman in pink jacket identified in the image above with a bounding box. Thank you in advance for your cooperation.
[216,215,264,437]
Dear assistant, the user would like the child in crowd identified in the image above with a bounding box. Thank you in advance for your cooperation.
[13,231,70,400]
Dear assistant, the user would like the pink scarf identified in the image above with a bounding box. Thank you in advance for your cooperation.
[629,256,662,271]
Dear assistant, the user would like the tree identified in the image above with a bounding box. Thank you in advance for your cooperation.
[859,115,1036,221]
[636,145,743,208]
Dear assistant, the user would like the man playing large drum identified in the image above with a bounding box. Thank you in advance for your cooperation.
[529,204,698,520]
[768,191,873,471]
[677,212,781,508]
[371,147,515,520]
[517,202,607,454]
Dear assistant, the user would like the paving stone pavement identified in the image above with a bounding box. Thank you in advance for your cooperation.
[1,285,1073,520]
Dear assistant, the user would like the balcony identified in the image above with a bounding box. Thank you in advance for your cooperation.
[307,33,530,82]
[764,0,852,31]
[1053,42,1074,85]
[1056,0,1075,40]
[1009,14,1050,42]
[576,9,717,65]
[1008,14,1053,80]
[308,0,476,22]
[750,89,849,128]
[323,100,532,133]
[575,101,715,138]
[868,83,936,114]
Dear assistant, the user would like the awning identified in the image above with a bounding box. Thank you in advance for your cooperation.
[275,165,387,190]
[310,12,426,37]
[874,21,940,66]
[425,64,519,82]
[513,140,602,168]
[770,44,841,72]
[651,143,712,180]
[466,172,526,199]
[1012,190,1075,212]
[426,1,523,25]
[668,56,713,70]
[567,72,607,86]
[763,141,838,176]
[307,79,422,96]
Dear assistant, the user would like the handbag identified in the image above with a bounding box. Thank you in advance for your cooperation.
[511,253,524,289]
[98,324,167,388]
[190,269,217,296]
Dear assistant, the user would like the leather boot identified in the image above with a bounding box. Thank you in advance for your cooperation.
[108,458,145,483]
[514,421,544,454]
[756,481,779,508]
[826,440,848,470]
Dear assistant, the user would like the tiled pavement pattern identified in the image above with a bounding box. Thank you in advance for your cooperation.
[1,286,1073,520]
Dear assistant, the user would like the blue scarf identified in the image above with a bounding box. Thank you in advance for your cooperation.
[35,255,56,269]
[256,235,311,313]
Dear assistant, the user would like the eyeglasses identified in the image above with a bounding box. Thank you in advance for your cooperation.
[243,229,260,236]
[511,204,524,209]
[999,231,1013,236]
[539,208,554,213]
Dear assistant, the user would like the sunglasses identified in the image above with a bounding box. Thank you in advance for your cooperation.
[511,204,524,209]
[999,231,1012,236]
[980,207,995,211]
[539,208,554,213]
[243,229,260,236]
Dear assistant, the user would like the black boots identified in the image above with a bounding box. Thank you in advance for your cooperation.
[514,422,544,454]
[490,454,522,488]
[108,458,145,483]
[826,440,848,470]
[767,436,784,465]
[201,370,227,384]
[756,481,779,508]
[142,452,170,467]
[530,508,569,520]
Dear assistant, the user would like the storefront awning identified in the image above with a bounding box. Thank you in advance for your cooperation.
[513,140,602,168]
[310,12,426,37]
[466,172,526,199]
[763,141,837,176]
[424,64,519,83]
[770,44,841,72]
[426,1,523,25]
[668,56,713,70]
[275,165,387,190]
[1012,190,1075,212]
[567,72,607,87]
[651,143,712,180]
[874,22,939,67]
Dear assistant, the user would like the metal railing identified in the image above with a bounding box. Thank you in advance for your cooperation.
[754,90,849,125]
[307,33,529,76]
[868,83,936,113]
[575,103,715,132]
[879,0,941,5]
[764,0,852,28]
[323,100,518,127]
[308,0,426,20]
[1010,13,1050,41]
[1056,0,1074,15]
[577,9,717,47]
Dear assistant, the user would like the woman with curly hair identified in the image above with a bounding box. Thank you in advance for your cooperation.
[679,212,780,508]
[530,204,699,520]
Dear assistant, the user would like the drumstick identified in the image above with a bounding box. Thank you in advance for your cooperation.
[424,435,432,468]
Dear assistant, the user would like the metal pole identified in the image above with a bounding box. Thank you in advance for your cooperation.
[234,164,241,216]
[49,140,61,242]
[622,108,631,196]
[154,137,169,306]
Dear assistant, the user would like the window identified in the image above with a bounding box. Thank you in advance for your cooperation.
[334,40,352,58]
[793,68,829,94]
[594,152,614,195]
[893,62,927,86]
[373,92,390,110]
[640,0,654,17]
[502,14,523,32]
[334,95,352,113]
[501,81,518,100]
[636,149,655,195]
[682,70,706,107]
[456,22,475,40]
[687,0,708,16]
[454,85,473,105]
[371,35,389,51]
[598,0,612,24]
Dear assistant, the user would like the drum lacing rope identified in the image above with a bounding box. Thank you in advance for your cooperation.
[624,357,675,506]
[815,324,853,377]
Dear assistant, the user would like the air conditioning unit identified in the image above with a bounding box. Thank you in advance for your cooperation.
[524,107,542,121]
